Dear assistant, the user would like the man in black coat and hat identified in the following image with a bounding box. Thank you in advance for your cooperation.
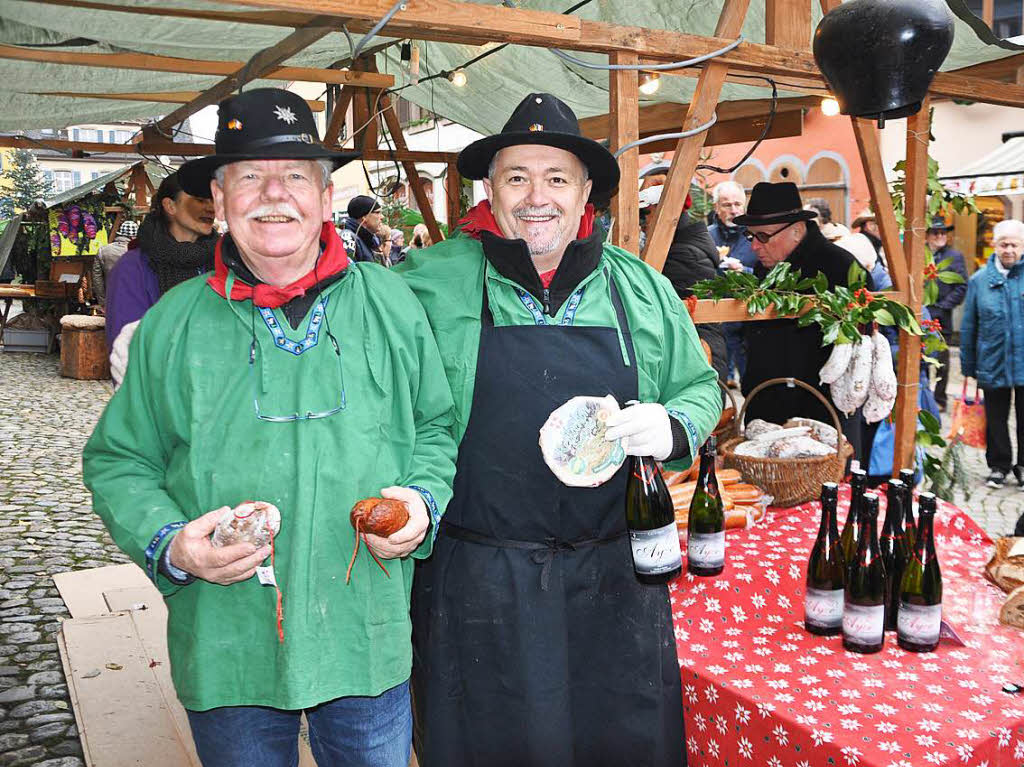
[925,215,967,410]
[341,194,384,263]
[738,182,870,460]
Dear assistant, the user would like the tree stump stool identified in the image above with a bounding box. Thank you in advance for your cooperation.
[60,314,109,380]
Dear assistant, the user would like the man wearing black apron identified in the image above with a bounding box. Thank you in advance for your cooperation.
[396,93,722,766]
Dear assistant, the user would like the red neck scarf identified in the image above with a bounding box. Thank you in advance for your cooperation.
[457,200,595,242]
[207,222,350,308]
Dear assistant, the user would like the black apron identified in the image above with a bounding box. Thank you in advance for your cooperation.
[411,275,684,767]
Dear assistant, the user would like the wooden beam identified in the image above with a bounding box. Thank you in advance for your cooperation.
[850,117,908,294]
[129,163,150,210]
[765,0,812,49]
[152,19,337,134]
[0,136,214,157]
[0,45,393,89]
[642,0,751,272]
[324,86,355,147]
[363,148,462,163]
[378,92,445,243]
[627,109,803,154]
[983,0,995,28]
[690,290,909,324]
[949,52,1024,82]
[445,163,462,230]
[38,91,325,110]
[891,100,930,474]
[609,52,640,253]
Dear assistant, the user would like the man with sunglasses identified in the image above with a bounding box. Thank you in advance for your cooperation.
[737,182,871,457]
[83,88,457,767]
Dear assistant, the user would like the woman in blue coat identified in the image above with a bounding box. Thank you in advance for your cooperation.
[960,219,1024,488]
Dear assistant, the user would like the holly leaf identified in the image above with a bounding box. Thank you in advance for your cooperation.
[923,280,939,306]
[872,307,896,326]
[937,270,965,284]
[847,262,867,289]
[918,409,941,434]
[822,322,841,345]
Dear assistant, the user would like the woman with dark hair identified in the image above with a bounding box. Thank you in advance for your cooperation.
[105,172,217,382]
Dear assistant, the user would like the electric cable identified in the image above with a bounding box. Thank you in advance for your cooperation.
[612,113,719,157]
[550,37,743,71]
[351,0,406,61]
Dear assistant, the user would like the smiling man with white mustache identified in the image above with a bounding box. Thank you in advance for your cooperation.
[83,88,458,767]
[396,92,722,767]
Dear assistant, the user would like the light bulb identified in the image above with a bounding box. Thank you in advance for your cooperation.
[639,72,661,96]
[821,97,841,117]
[449,69,468,88]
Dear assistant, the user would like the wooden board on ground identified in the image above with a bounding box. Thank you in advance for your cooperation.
[59,612,200,766]
[53,563,151,618]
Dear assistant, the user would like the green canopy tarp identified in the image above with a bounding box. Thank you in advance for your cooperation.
[0,0,1018,134]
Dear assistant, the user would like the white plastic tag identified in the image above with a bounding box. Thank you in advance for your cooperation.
[256,565,277,587]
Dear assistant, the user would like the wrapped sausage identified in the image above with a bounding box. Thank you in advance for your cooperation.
[863,389,895,424]
[744,419,783,438]
[819,341,854,385]
[766,436,835,458]
[211,501,280,548]
[848,334,873,409]
[784,418,838,448]
[870,330,898,401]
[733,440,772,457]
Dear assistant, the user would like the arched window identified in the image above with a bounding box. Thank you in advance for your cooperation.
[805,155,849,225]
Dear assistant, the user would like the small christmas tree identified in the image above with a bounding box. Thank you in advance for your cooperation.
[0,149,53,218]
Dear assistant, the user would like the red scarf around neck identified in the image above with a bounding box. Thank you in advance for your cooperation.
[207,222,350,308]
[457,200,595,242]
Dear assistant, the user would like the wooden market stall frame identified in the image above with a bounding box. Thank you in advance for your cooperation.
[7,0,1024,470]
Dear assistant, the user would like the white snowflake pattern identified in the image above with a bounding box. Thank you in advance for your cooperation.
[878,740,903,753]
[837,703,862,715]
[918,719,941,732]
[744,664,764,674]
[730,606,748,623]
[959,710,985,723]
[767,756,784,767]
[706,665,728,676]
[808,687,829,699]
[795,714,818,727]
[803,700,826,712]
[737,737,753,758]
[699,618,717,633]
[875,721,898,734]
[1015,739,1024,760]
[273,105,298,124]
[773,662,792,674]
[955,743,973,761]
[704,596,722,613]
[840,718,862,731]
[694,713,707,731]
[757,702,776,717]
[921,702,944,714]
[708,739,720,758]
[968,693,993,706]
[892,689,915,701]
[896,671,919,681]
[715,715,729,735]
[863,677,885,688]
[775,693,795,704]
[754,647,773,657]
[925,684,946,695]
[841,745,862,765]
[686,735,699,755]
[734,704,750,725]
[922,752,948,765]
[765,569,780,585]
[811,729,834,746]
[915,734,938,748]
[955,728,979,740]
[921,662,941,672]
[736,572,754,583]
[704,685,719,703]
[750,593,766,608]
[731,679,754,689]
[826,668,848,678]
[996,727,1011,747]
[779,641,799,651]
[684,684,698,703]
[725,627,742,636]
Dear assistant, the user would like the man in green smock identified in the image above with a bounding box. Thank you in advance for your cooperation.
[82,89,457,767]
[396,93,721,766]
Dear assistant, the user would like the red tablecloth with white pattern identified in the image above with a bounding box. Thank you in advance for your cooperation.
[670,485,1024,767]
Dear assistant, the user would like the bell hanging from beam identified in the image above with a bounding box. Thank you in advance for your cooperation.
[813,0,955,127]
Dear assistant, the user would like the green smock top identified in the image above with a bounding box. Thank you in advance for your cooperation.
[83,261,458,711]
[394,235,722,468]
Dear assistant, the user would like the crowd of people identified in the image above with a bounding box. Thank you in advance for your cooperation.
[79,83,1017,767]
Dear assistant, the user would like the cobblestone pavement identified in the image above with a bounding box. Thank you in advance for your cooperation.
[0,347,1023,765]
[0,352,122,767]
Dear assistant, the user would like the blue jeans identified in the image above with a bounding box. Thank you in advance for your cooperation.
[724,322,745,380]
[186,680,412,767]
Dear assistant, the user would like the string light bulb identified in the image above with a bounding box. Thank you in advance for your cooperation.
[448,69,468,87]
[638,71,661,96]
[821,97,841,116]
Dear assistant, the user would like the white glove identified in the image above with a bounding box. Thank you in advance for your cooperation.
[110,319,140,389]
[604,402,674,461]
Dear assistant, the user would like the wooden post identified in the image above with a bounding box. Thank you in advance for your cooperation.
[892,100,931,474]
[765,0,813,48]
[130,163,150,211]
[378,92,445,243]
[608,52,639,253]
[851,117,908,294]
[324,85,355,147]
[642,0,751,271]
[445,163,462,230]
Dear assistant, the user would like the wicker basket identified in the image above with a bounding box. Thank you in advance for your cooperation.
[712,380,741,444]
[720,377,852,507]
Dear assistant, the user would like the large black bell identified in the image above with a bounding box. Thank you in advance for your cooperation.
[813,0,954,124]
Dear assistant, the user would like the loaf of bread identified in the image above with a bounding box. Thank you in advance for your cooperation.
[999,584,1024,629]
[984,537,1024,594]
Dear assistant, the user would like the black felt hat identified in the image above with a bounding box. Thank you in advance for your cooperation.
[347,195,381,219]
[178,88,360,198]
[457,93,620,200]
[733,182,819,227]
[927,215,954,232]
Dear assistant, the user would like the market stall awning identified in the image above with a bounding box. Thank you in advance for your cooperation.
[0,0,1022,134]
[941,136,1024,196]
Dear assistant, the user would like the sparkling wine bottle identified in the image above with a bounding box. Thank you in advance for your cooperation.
[840,469,868,571]
[625,454,682,585]
[898,493,943,652]
[843,493,887,654]
[687,436,725,577]
[880,480,911,631]
[805,482,845,636]
[899,468,917,552]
